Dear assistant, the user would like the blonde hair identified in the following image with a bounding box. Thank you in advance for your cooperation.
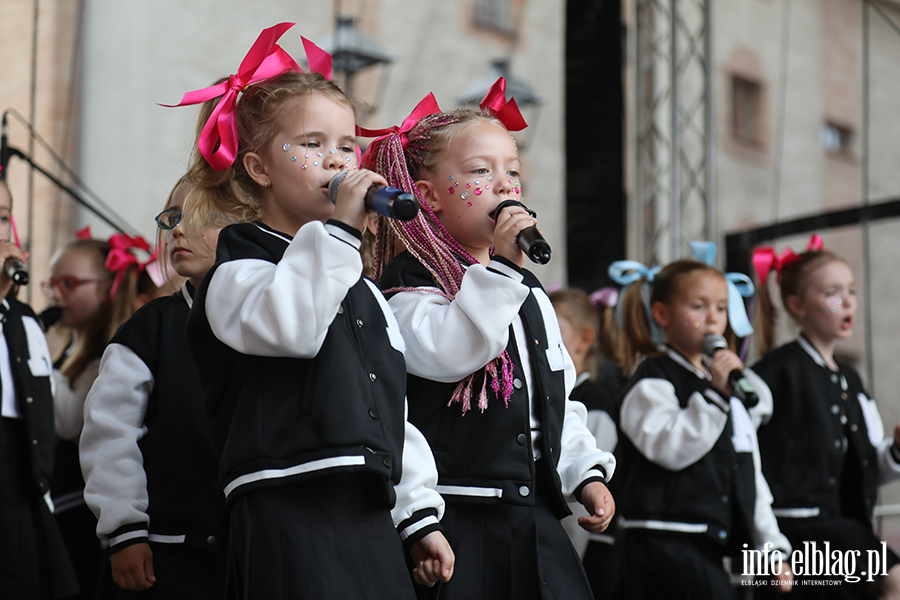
[54,239,139,382]
[548,288,620,379]
[755,250,845,354]
[618,260,728,374]
[183,72,355,237]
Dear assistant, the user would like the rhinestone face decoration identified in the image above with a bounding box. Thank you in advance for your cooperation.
[488,176,493,181]
[282,143,291,152]
[485,185,491,190]
[467,202,472,207]
[291,157,297,162]
[448,187,455,194]
[474,188,482,195]
[313,161,319,166]
[461,192,469,200]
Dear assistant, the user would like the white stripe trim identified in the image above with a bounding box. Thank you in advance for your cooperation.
[325,223,362,250]
[435,484,504,498]
[575,371,591,387]
[399,515,440,541]
[43,491,54,514]
[180,282,193,309]
[666,348,710,381]
[772,507,821,518]
[254,223,292,243]
[797,336,826,368]
[703,389,731,413]
[582,469,606,482]
[621,519,709,534]
[109,529,149,547]
[588,532,616,545]
[224,455,367,498]
[486,259,524,283]
[148,534,187,544]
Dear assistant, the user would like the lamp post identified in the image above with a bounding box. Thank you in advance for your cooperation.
[320,16,391,110]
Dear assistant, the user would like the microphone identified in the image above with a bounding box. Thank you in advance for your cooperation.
[4,257,28,286]
[38,306,62,330]
[1,112,10,181]
[701,334,758,407]
[328,171,419,221]
[490,199,551,264]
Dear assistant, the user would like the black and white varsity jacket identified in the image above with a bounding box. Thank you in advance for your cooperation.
[753,336,900,524]
[187,221,444,544]
[80,284,225,553]
[1,298,56,502]
[615,348,790,555]
[379,251,615,519]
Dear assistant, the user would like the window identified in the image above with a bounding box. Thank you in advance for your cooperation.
[820,122,853,155]
[473,0,514,34]
[731,76,762,142]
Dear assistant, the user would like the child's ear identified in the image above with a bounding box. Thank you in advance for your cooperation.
[785,294,805,319]
[650,301,669,329]
[579,326,596,355]
[415,180,440,213]
[243,152,269,189]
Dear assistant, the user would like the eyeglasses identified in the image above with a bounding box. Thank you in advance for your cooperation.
[155,207,182,230]
[41,276,107,296]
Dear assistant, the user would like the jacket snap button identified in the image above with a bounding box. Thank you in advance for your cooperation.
[513,378,523,390]
[519,485,530,497]
[207,535,218,545]
[517,433,527,445]
[337,305,344,314]
[833,439,842,449]
[369,373,377,381]
[850,424,858,432]
[368,408,379,419]
[32,439,38,445]
[356,319,363,327]
[26,397,33,404]
[383,457,392,468]
[831,404,840,415]
[534,339,540,346]
[718,530,727,540]
[831,374,839,384]
[721,495,729,504]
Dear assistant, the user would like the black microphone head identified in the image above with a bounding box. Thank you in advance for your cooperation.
[328,170,348,204]
[528,241,552,265]
[701,334,728,358]
[391,192,419,221]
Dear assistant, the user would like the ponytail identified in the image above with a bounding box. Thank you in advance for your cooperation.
[618,276,661,374]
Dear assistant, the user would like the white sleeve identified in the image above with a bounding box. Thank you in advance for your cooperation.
[737,399,791,555]
[387,260,529,382]
[586,410,618,453]
[53,357,101,441]
[745,368,774,429]
[620,379,729,471]
[556,351,617,499]
[205,221,362,358]
[391,405,445,541]
[854,391,900,485]
[80,344,153,540]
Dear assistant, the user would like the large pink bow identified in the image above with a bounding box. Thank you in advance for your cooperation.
[357,93,442,149]
[161,24,326,171]
[752,234,825,283]
[480,77,527,132]
[105,233,151,299]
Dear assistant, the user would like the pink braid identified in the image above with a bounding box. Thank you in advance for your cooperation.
[365,111,516,414]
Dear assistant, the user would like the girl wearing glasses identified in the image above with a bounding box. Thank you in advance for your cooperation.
[80,175,226,598]
[43,228,148,598]
[0,179,80,599]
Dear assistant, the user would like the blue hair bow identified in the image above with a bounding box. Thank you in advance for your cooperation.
[689,241,755,338]
[608,260,665,345]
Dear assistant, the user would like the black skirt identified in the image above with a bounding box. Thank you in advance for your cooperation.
[225,472,416,600]
[418,472,593,600]
[0,418,79,599]
[616,530,738,600]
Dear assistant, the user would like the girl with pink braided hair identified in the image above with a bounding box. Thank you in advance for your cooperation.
[364,82,616,600]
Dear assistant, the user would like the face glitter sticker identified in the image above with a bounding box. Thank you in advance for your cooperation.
[448,187,455,194]
[488,176,493,181]
[448,175,453,180]
[301,165,307,170]
[313,161,319,166]
[461,192,469,200]
[467,202,473,207]
[485,185,490,190]
[825,297,844,314]
[474,181,480,185]
[474,188,483,195]
[317,152,323,157]
[466,183,471,189]
[291,157,297,162]
[329,149,335,154]
[283,142,291,152]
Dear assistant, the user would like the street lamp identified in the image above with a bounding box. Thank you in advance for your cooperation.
[319,16,392,111]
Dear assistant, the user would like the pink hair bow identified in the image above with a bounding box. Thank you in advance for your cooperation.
[76,226,92,240]
[105,233,151,299]
[357,93,442,148]
[752,234,824,283]
[480,77,527,132]
[589,287,619,308]
[161,23,311,171]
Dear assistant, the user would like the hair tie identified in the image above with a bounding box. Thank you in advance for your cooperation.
[589,286,619,308]
[105,233,152,300]
[161,23,319,171]
[689,241,755,338]
[479,77,527,132]
[358,92,442,149]
[751,233,824,284]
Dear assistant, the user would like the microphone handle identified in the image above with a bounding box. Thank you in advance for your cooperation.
[364,186,419,221]
[517,226,551,265]
[728,369,759,408]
